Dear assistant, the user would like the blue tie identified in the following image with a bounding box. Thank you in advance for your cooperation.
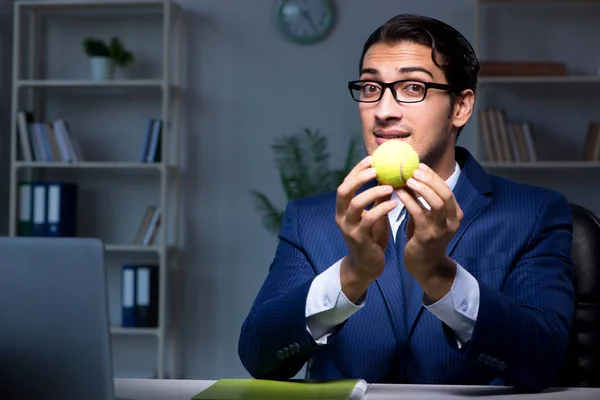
[395,210,414,323]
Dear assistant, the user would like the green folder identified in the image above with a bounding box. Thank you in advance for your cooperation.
[191,379,368,400]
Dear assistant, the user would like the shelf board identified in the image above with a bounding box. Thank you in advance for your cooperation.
[16,79,174,88]
[105,244,161,253]
[110,327,160,336]
[482,161,600,169]
[17,0,179,11]
[14,161,164,170]
[479,75,600,84]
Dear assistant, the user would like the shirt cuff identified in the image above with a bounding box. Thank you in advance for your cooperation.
[423,262,480,347]
[306,259,365,344]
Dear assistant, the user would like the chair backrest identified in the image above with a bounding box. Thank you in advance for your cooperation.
[555,203,600,387]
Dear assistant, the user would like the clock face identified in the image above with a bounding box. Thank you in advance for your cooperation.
[276,0,336,44]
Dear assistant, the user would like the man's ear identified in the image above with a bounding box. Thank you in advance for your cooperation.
[451,89,475,129]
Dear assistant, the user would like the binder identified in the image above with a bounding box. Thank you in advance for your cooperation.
[46,182,78,237]
[31,183,47,236]
[135,265,159,328]
[17,182,33,236]
[121,265,136,327]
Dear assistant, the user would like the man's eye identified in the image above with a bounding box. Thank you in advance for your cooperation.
[362,84,380,93]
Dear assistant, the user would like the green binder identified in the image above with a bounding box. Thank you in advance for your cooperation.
[191,379,368,400]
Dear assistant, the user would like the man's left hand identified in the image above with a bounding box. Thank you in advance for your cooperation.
[399,163,463,302]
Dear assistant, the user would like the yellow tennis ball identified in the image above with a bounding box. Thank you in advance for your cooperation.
[371,140,420,188]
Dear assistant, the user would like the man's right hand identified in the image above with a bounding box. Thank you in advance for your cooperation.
[335,155,397,304]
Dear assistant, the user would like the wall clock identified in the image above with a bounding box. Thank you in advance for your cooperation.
[275,0,336,45]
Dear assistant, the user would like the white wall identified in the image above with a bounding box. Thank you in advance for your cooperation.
[2,0,599,380]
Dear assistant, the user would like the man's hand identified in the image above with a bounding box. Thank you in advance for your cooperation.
[336,156,397,303]
[400,163,464,302]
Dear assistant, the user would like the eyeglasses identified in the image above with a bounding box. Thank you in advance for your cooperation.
[348,79,451,103]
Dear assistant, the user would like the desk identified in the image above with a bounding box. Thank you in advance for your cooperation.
[115,379,600,399]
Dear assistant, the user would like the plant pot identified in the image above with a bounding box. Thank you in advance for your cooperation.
[89,56,115,80]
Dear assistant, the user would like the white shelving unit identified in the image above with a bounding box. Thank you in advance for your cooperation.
[472,0,600,214]
[8,0,185,379]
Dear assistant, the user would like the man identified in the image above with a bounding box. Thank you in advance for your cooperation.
[238,14,574,392]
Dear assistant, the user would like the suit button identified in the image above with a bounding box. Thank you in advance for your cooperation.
[277,350,284,360]
[282,348,289,358]
[485,356,493,365]
[287,345,295,354]
[293,343,300,352]
[478,353,486,363]
[498,361,507,371]
[491,358,499,368]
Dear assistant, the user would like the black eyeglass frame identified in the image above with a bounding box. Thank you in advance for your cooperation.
[347,79,453,103]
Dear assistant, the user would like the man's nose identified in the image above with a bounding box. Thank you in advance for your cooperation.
[374,87,403,121]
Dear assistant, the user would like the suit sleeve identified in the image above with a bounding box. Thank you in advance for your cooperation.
[461,193,575,392]
[306,258,364,344]
[238,200,327,379]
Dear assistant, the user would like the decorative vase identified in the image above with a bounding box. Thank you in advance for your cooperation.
[89,56,115,80]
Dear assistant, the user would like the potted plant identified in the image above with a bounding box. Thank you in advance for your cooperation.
[83,37,134,80]
[250,128,363,236]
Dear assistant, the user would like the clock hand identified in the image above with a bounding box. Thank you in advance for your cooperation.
[300,9,318,32]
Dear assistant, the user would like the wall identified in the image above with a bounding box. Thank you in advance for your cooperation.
[2,0,599,380]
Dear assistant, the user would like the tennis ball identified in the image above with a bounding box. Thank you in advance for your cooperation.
[371,140,420,188]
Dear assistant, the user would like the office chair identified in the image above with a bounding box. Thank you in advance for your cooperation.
[554,203,600,387]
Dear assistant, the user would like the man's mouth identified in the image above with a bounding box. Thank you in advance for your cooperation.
[374,131,410,140]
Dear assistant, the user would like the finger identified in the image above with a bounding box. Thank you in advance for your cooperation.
[451,196,464,227]
[346,185,394,224]
[357,198,398,234]
[412,163,457,221]
[398,188,427,227]
[405,177,446,225]
[336,156,375,215]
[455,198,464,222]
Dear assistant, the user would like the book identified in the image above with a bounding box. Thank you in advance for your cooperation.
[191,379,368,400]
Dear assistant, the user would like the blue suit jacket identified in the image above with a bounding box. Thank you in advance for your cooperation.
[238,147,575,392]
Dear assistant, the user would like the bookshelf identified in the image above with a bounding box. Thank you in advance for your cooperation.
[472,0,600,214]
[8,0,185,379]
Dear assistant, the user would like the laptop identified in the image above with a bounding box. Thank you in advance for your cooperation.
[0,237,134,400]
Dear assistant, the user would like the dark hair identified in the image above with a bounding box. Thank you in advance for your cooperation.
[359,14,480,134]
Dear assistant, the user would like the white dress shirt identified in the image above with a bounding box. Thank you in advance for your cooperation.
[305,161,480,348]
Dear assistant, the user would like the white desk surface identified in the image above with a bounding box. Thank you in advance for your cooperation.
[115,378,600,400]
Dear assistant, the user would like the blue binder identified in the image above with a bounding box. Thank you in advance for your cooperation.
[121,265,137,328]
[45,182,78,237]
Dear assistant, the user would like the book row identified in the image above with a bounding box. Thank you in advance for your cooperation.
[16,111,163,163]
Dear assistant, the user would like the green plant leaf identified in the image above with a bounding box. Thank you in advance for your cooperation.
[83,38,110,57]
[249,190,284,236]
[303,128,332,193]
[272,134,313,199]
[250,129,364,236]
[108,37,135,67]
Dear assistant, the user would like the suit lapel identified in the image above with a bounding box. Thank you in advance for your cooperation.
[446,174,491,257]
